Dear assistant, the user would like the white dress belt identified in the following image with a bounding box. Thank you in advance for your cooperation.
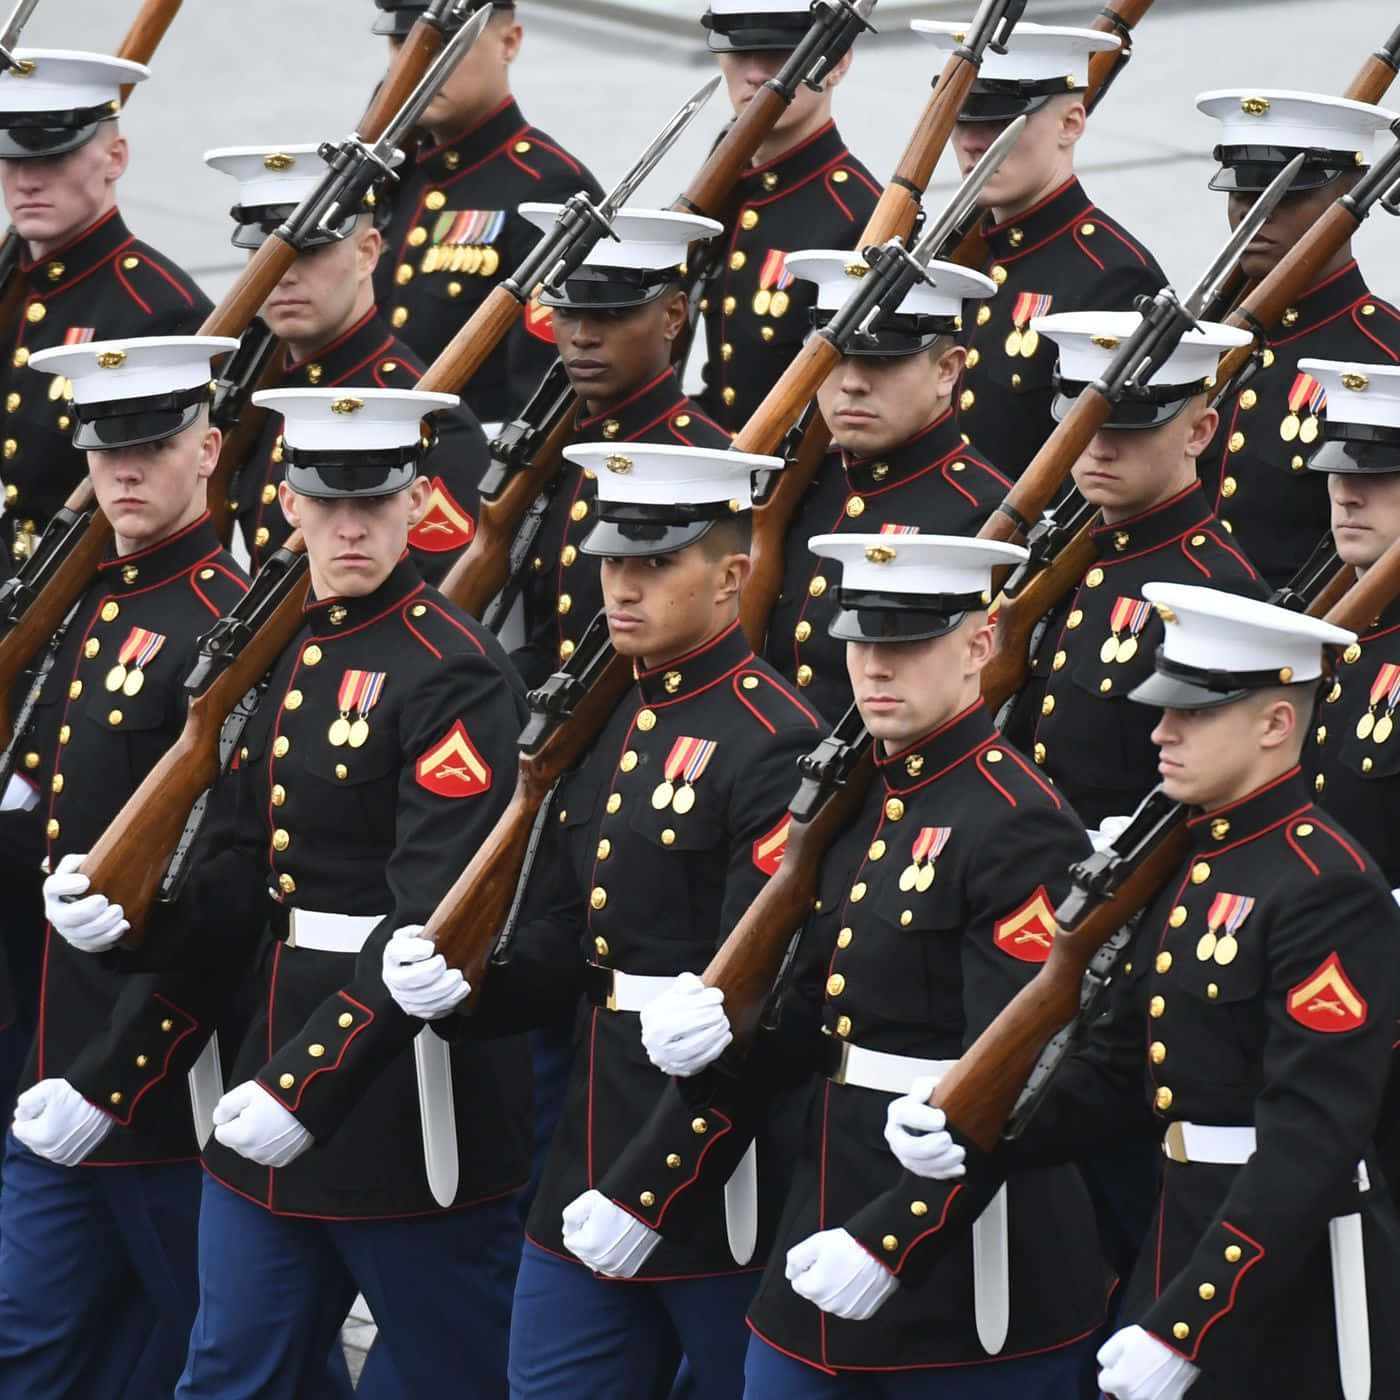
[286,910,385,954]
[602,970,678,1013]
[826,1041,957,1096]
[1162,1122,1257,1165]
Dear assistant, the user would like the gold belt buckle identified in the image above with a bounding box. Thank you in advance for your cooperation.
[285,910,299,948]
[1163,1121,1189,1164]
[826,1037,851,1086]
[605,970,619,1013]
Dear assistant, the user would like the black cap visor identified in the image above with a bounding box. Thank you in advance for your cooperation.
[1127,651,1305,711]
[283,445,421,499]
[538,266,678,312]
[704,12,808,52]
[229,202,362,251]
[581,499,744,558]
[72,387,210,451]
[0,104,115,160]
[813,308,958,359]
[1209,145,1361,194]
[1308,422,1400,475]
[373,0,512,36]
[1051,375,1199,431]
[828,587,986,643]
[958,75,1082,125]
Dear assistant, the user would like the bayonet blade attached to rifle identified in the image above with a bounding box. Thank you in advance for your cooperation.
[596,76,722,225]
[1183,152,1305,319]
[0,0,39,69]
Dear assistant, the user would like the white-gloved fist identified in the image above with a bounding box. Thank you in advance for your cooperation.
[382,925,470,1020]
[639,971,732,1077]
[43,853,128,952]
[785,1228,898,1320]
[1089,814,1133,854]
[211,1081,313,1167]
[884,1075,965,1180]
[1097,1324,1200,1400]
[12,1079,113,1166]
[561,1189,661,1278]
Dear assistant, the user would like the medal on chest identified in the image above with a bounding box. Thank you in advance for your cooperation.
[328,669,386,748]
[1280,372,1326,445]
[898,826,951,893]
[105,627,166,697]
[751,250,793,318]
[652,736,716,815]
[1356,661,1400,743]
[1004,292,1052,358]
[1100,596,1152,665]
[419,209,505,277]
[1196,892,1255,966]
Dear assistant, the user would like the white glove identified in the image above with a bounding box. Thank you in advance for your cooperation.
[381,925,470,1020]
[1089,814,1133,854]
[43,853,128,952]
[561,1189,661,1278]
[1391,887,1400,909]
[639,971,732,1077]
[1098,1325,1200,1400]
[884,1075,965,1180]
[211,1081,313,1168]
[12,1079,113,1166]
[785,1228,898,1320]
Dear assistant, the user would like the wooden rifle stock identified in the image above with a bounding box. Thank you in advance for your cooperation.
[430,642,633,984]
[81,537,310,944]
[115,0,184,94]
[982,516,1098,711]
[930,818,1189,1151]
[206,371,283,546]
[439,406,577,615]
[1305,564,1357,620]
[945,0,1155,269]
[358,17,448,137]
[0,482,107,749]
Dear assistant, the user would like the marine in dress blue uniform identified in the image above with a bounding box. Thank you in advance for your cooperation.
[918,21,1165,480]
[372,0,603,425]
[869,585,1400,1400]
[0,52,211,570]
[0,337,246,1398]
[697,0,880,432]
[205,143,489,583]
[764,248,1009,722]
[1195,91,1400,590]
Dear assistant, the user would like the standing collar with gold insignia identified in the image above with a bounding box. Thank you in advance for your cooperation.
[416,97,531,178]
[302,555,424,638]
[841,407,978,496]
[96,513,223,592]
[1266,260,1373,345]
[735,120,854,200]
[633,619,754,706]
[281,309,406,388]
[1087,483,1219,562]
[875,700,1002,795]
[575,366,694,442]
[21,207,139,293]
[983,177,1094,262]
[1184,768,1312,851]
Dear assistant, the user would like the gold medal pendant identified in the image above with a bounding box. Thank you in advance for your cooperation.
[770,291,790,318]
[915,863,935,893]
[328,715,351,747]
[651,781,675,811]
[1196,931,1218,962]
[1357,710,1377,741]
[1004,328,1023,358]
[1019,328,1040,359]
[671,784,696,815]
[1116,636,1139,664]
[1299,415,1319,446]
[348,717,370,749]
[122,667,145,697]
[1100,635,1120,665]
[1213,935,1238,966]
[751,290,772,317]
[898,864,919,893]
[104,663,128,692]
[1375,713,1394,745]
[481,246,500,277]
[1279,413,1300,443]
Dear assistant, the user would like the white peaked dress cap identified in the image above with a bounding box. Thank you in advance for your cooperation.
[1299,358,1400,475]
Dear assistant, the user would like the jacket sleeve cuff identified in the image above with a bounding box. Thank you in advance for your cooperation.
[1140,1219,1266,1367]
[65,993,201,1128]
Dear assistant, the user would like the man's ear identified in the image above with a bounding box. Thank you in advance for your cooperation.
[277,480,302,529]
